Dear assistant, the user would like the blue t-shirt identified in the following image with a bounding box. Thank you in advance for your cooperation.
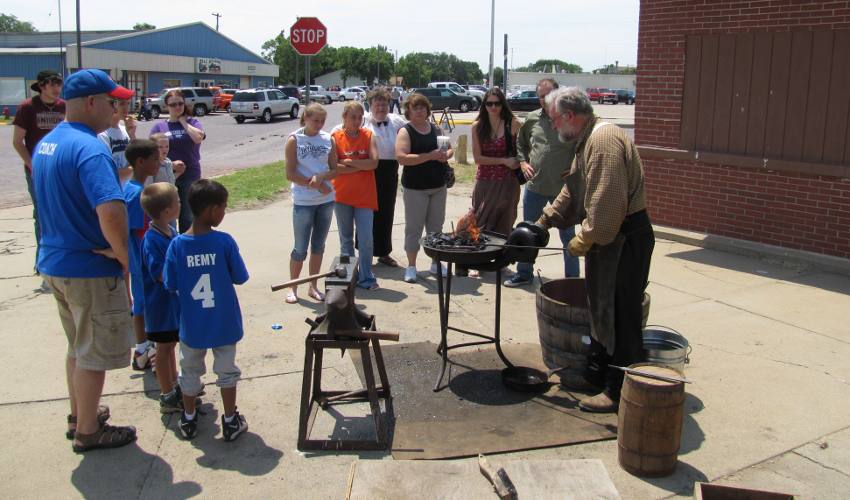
[33,121,125,278]
[124,179,147,277]
[164,230,249,348]
[142,225,180,333]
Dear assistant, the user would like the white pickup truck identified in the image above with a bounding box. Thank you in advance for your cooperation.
[299,85,336,104]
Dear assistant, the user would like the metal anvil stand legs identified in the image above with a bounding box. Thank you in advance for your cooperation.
[433,260,514,392]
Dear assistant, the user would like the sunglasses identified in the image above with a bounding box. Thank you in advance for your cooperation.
[42,78,63,86]
[167,101,185,107]
[484,101,502,107]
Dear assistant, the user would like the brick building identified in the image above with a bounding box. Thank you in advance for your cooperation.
[636,0,850,259]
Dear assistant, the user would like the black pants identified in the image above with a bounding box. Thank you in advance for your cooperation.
[369,160,399,257]
[175,175,197,233]
[586,210,655,398]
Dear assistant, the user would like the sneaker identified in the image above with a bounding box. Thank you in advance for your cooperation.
[132,345,155,371]
[179,412,198,439]
[429,262,447,276]
[403,266,417,283]
[159,390,183,414]
[503,274,531,287]
[221,410,248,442]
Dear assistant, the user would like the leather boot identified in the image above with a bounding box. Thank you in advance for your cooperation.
[578,391,619,413]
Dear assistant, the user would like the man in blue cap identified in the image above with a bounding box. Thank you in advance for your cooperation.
[32,69,138,452]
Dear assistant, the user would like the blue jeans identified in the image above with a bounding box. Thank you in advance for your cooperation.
[292,201,334,261]
[516,188,579,280]
[335,203,376,288]
[24,167,41,269]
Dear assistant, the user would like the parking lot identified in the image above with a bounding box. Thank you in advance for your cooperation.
[0,101,633,209]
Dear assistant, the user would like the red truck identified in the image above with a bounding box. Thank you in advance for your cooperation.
[585,87,618,104]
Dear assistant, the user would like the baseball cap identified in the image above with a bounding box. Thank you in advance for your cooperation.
[62,69,135,100]
[30,70,63,92]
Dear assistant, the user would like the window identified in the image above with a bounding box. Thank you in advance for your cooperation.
[232,92,262,102]
[680,29,850,166]
[265,91,276,101]
[440,90,452,97]
[182,89,196,98]
[195,88,213,97]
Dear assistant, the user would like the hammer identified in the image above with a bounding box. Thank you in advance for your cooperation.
[270,265,347,292]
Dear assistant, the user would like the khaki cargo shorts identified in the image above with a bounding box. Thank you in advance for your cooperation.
[44,275,133,371]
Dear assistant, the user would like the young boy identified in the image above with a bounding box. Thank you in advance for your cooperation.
[164,179,250,441]
[140,182,182,413]
[124,139,161,370]
[147,132,186,186]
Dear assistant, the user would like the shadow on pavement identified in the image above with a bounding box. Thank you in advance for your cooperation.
[72,443,201,499]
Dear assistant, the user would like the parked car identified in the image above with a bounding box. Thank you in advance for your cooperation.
[414,88,478,113]
[429,81,484,106]
[146,87,215,118]
[276,85,301,101]
[338,87,366,101]
[230,88,299,123]
[506,89,541,111]
[464,84,489,94]
[612,89,635,105]
[298,85,335,104]
[585,87,618,104]
[213,88,238,111]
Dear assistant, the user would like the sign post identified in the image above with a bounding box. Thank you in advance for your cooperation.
[290,17,328,106]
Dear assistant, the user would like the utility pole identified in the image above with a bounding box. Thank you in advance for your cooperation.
[212,12,222,31]
[75,0,82,69]
[488,0,495,86]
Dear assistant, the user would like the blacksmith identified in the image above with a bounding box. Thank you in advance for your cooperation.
[535,86,654,413]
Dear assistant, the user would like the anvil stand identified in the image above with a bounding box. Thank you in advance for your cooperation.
[296,256,394,451]
[432,259,514,392]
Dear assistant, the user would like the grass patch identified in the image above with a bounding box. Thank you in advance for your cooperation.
[216,161,289,208]
[215,159,477,210]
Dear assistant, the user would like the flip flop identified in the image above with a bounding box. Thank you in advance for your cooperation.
[377,256,399,267]
[308,289,326,301]
[285,291,298,304]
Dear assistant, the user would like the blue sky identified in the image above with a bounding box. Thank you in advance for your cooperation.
[6,0,640,73]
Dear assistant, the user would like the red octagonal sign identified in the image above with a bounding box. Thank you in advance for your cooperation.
[290,17,327,56]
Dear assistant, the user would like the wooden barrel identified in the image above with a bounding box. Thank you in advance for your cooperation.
[617,363,685,477]
[536,278,593,388]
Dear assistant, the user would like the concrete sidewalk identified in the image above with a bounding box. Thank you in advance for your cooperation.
[1,186,849,499]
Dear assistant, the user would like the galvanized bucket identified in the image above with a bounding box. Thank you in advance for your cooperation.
[642,326,691,373]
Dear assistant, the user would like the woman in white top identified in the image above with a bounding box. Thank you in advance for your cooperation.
[283,103,338,304]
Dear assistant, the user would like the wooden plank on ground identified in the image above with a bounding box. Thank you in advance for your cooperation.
[347,459,621,500]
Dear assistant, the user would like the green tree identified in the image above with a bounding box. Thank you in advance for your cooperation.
[132,22,156,31]
[515,59,581,73]
[0,14,37,32]
[493,67,504,87]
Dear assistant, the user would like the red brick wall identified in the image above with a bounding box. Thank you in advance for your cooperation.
[637,0,850,258]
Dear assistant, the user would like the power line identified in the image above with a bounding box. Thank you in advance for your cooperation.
[211,12,222,31]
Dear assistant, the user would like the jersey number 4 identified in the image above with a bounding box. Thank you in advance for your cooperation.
[191,273,215,308]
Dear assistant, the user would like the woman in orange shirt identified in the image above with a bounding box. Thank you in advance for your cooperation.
[332,101,380,289]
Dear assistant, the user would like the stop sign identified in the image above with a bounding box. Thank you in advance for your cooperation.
[290,17,327,56]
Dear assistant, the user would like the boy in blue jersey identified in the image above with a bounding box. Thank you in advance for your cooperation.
[140,182,183,413]
[123,139,161,371]
[164,179,250,441]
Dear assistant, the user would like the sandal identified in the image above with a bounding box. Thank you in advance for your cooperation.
[284,291,298,304]
[307,288,326,301]
[377,256,399,267]
[66,405,111,440]
[72,424,137,452]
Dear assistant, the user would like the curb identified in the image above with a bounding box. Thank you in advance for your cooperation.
[653,224,850,277]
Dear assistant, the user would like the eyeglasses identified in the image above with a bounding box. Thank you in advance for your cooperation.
[167,101,185,108]
[484,101,502,107]
[94,95,120,109]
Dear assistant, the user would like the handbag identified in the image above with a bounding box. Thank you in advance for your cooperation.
[444,165,456,188]
[506,121,527,185]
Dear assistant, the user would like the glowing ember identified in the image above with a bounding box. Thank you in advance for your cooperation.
[455,210,481,242]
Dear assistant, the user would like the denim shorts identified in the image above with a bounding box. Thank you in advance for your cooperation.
[291,201,334,262]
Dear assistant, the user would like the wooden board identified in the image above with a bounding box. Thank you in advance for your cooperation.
[347,459,621,500]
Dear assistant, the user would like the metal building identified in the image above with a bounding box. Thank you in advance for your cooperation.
[0,22,278,114]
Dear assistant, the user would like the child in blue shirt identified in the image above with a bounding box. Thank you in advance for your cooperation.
[140,182,182,414]
[164,179,250,442]
[124,139,161,371]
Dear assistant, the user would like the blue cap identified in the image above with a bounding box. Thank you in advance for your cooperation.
[62,69,134,100]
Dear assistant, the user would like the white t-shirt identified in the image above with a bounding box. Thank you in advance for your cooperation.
[98,123,130,170]
[289,128,335,206]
